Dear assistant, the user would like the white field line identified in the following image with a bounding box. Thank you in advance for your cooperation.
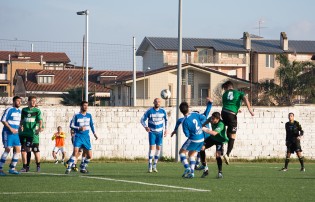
[20,172,211,193]
[0,190,194,195]
[81,175,210,192]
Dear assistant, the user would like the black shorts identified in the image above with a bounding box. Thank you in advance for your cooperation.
[286,139,302,154]
[221,110,237,135]
[204,137,224,154]
[19,136,33,151]
[32,143,40,153]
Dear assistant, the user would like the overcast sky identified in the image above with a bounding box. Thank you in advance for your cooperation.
[1,0,315,69]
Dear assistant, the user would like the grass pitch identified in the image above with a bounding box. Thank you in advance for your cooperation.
[0,162,314,201]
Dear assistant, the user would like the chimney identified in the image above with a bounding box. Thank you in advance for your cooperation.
[40,55,43,65]
[25,69,28,81]
[280,32,288,51]
[243,32,251,50]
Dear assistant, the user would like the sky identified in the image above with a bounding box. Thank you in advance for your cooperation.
[1,0,315,69]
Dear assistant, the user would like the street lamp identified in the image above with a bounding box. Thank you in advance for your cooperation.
[77,10,89,102]
[143,67,151,106]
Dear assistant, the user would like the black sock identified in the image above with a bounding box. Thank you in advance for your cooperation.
[216,157,222,173]
[200,150,206,166]
[23,164,27,169]
[37,162,40,168]
[27,152,31,167]
[284,158,290,169]
[299,156,304,168]
[226,138,235,156]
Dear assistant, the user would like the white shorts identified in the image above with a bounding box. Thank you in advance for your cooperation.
[53,146,65,153]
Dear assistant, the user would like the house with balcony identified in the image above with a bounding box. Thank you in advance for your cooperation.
[0,51,71,96]
[13,69,119,105]
[136,32,315,84]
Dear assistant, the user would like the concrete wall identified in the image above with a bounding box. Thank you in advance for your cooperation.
[0,105,314,160]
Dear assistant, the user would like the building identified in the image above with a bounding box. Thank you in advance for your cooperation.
[109,63,251,106]
[0,51,70,96]
[136,32,315,83]
[14,69,118,105]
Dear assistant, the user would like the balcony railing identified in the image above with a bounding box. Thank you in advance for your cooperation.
[164,55,247,66]
[0,73,7,80]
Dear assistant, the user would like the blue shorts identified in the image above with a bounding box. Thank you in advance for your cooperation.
[181,139,203,152]
[2,131,21,148]
[149,131,163,146]
[73,134,92,150]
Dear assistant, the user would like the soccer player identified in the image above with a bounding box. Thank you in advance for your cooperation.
[178,101,207,179]
[201,112,229,178]
[141,98,168,173]
[221,81,254,165]
[280,113,305,172]
[65,101,98,174]
[52,126,66,164]
[0,96,22,176]
[19,96,43,172]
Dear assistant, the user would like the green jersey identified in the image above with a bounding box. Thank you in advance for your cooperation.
[32,122,44,144]
[210,121,229,143]
[222,89,245,114]
[20,107,42,137]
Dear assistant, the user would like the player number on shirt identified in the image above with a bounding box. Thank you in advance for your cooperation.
[227,91,234,101]
[193,119,201,133]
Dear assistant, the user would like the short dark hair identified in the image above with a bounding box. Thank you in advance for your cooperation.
[212,112,221,120]
[179,102,189,115]
[28,95,37,101]
[13,96,21,102]
[288,112,294,116]
[80,101,88,106]
[222,81,234,89]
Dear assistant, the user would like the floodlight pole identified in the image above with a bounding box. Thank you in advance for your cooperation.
[77,10,89,102]
[133,37,137,106]
[175,0,182,162]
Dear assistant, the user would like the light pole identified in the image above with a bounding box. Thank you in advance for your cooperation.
[77,10,89,102]
[143,67,150,106]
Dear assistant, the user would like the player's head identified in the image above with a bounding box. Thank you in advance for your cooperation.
[12,96,22,108]
[288,112,294,122]
[80,101,88,112]
[28,95,37,107]
[222,81,234,90]
[210,112,221,124]
[153,98,161,109]
[57,126,62,132]
[179,102,189,115]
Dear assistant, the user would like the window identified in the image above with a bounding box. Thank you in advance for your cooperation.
[118,86,121,100]
[266,54,274,68]
[37,76,53,84]
[0,86,6,92]
[0,64,7,74]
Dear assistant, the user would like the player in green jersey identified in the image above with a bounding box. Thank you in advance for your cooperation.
[201,112,229,178]
[221,81,254,165]
[19,96,43,172]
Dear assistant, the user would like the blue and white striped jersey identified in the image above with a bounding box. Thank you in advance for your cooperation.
[141,107,168,133]
[1,107,21,135]
[182,112,207,142]
[70,112,95,136]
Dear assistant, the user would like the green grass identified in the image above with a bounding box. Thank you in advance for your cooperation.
[1,162,315,201]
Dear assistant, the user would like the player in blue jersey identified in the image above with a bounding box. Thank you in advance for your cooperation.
[178,101,208,178]
[141,98,168,173]
[65,101,98,174]
[0,96,22,176]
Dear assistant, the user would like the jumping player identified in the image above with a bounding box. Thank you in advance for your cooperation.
[280,113,305,172]
[201,112,229,178]
[178,101,207,179]
[221,81,254,165]
[0,96,22,175]
[65,101,98,174]
[141,98,168,173]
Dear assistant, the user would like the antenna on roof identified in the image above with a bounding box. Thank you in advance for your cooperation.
[254,19,268,37]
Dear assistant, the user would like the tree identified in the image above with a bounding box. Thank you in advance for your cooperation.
[61,87,93,105]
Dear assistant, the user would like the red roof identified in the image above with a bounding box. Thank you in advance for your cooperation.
[0,51,70,63]
[15,69,116,93]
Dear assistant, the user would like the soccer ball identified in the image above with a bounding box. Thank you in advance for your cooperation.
[160,89,171,100]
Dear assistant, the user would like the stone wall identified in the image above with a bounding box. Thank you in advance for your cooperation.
[0,105,314,160]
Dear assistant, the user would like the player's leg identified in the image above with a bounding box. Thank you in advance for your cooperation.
[65,147,79,174]
[32,144,40,172]
[0,132,10,175]
[179,147,190,177]
[148,132,156,173]
[195,152,201,169]
[19,136,28,172]
[52,147,58,164]
[8,135,21,174]
[216,143,224,179]
[61,148,66,163]
[222,112,237,165]
[187,150,198,178]
[152,132,163,172]
[280,151,291,171]
[80,149,92,173]
[296,140,304,172]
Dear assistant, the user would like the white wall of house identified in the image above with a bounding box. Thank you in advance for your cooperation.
[0,105,314,160]
[142,45,164,70]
